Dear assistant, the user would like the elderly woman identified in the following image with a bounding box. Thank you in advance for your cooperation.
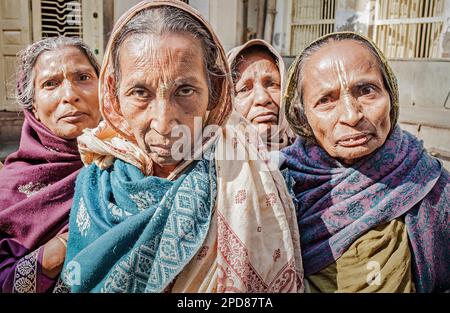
[62,0,303,293]
[0,37,100,293]
[227,39,293,150]
[281,32,449,293]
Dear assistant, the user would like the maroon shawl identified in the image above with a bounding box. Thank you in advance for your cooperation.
[0,109,82,292]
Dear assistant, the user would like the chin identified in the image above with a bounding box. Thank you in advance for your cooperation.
[255,123,276,133]
[58,128,83,140]
[151,155,180,167]
[337,147,375,164]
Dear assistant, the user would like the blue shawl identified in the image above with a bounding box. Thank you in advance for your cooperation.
[62,152,216,292]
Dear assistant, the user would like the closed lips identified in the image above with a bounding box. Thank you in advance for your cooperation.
[251,112,278,123]
[337,133,372,147]
[151,144,173,156]
[58,111,87,121]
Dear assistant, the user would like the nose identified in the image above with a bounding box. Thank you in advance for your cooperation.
[339,93,363,127]
[253,83,272,107]
[61,80,80,104]
[151,99,177,136]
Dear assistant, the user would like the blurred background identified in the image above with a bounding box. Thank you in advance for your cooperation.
[1,0,449,168]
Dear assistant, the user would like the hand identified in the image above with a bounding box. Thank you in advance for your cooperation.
[41,232,68,279]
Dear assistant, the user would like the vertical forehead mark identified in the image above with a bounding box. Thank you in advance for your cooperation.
[335,58,349,91]
[157,82,171,98]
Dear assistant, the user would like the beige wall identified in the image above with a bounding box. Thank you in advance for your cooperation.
[391,59,450,169]
[113,0,142,22]
[113,0,243,52]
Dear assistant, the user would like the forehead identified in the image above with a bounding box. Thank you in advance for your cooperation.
[303,40,381,80]
[34,46,93,76]
[119,33,205,71]
[236,49,278,75]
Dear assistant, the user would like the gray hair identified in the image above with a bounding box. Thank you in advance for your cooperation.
[111,6,224,107]
[286,32,398,141]
[16,36,100,109]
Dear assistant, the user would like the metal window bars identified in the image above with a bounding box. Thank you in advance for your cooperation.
[39,0,83,38]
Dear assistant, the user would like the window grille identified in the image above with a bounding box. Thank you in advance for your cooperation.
[39,0,83,38]
[31,0,104,57]
[289,0,336,55]
[372,0,445,58]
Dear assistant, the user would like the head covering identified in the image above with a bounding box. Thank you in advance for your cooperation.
[227,39,294,150]
[65,0,304,293]
[284,31,399,141]
[78,0,232,178]
[0,110,82,249]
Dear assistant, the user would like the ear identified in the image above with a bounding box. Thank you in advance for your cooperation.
[107,74,122,114]
[32,104,40,121]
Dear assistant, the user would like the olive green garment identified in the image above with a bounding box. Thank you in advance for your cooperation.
[307,218,415,293]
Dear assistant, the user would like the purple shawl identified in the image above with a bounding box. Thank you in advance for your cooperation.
[0,110,82,292]
[282,126,449,292]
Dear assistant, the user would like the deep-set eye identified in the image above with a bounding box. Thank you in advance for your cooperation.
[359,85,376,96]
[43,80,58,89]
[131,88,150,99]
[176,87,195,97]
[265,80,280,89]
[271,82,280,88]
[317,96,331,105]
[237,85,251,94]
[79,74,91,81]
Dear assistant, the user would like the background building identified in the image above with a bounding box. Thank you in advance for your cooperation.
[1,0,449,168]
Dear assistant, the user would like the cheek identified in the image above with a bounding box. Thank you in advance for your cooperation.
[270,89,281,108]
[364,97,391,132]
[305,107,342,155]
[182,95,209,119]
[305,108,335,140]
[197,95,209,116]
[118,98,147,132]
[234,96,251,115]
[118,98,132,120]
[80,86,100,118]
[34,91,60,121]
[85,84,99,102]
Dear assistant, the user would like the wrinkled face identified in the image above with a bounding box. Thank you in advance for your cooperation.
[302,40,391,164]
[234,50,281,136]
[33,46,100,139]
[117,33,210,175]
